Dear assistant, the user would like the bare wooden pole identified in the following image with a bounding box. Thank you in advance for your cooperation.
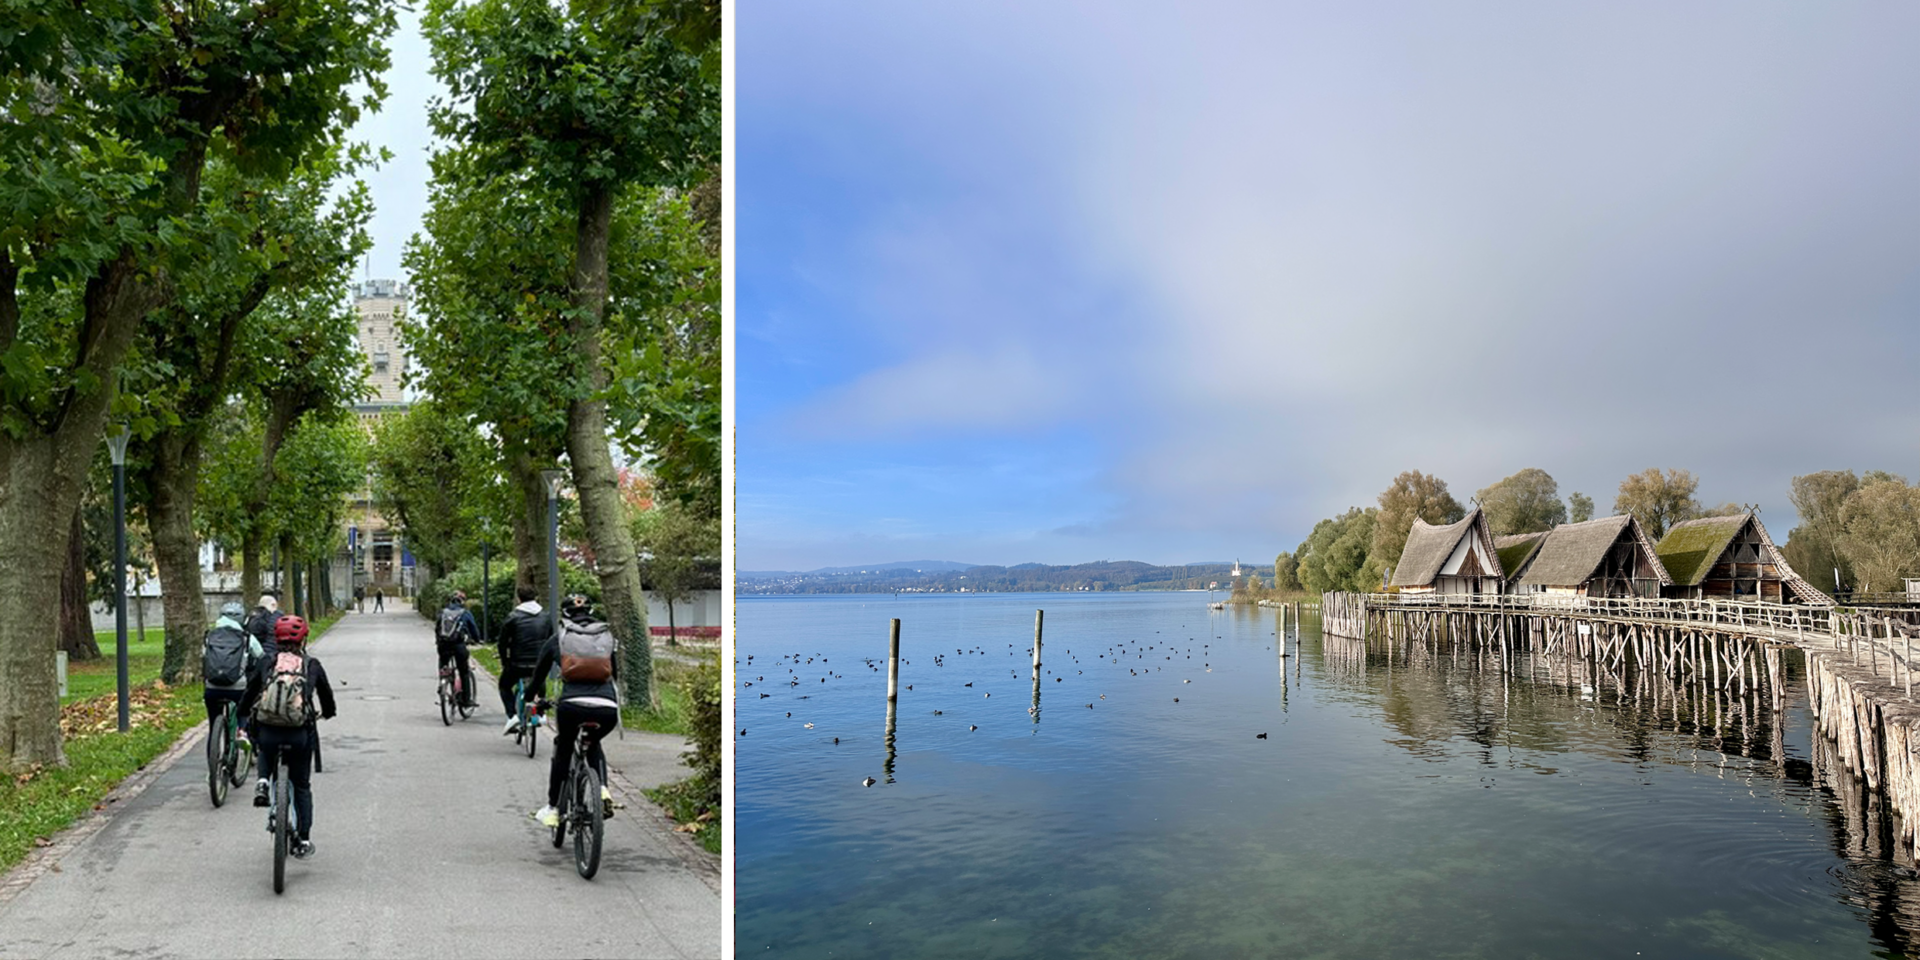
[887,618,901,701]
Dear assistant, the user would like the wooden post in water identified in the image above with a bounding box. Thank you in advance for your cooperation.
[1030,609,1045,722]
[888,618,902,701]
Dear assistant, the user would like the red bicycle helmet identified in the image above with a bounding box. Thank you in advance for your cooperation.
[275,615,310,647]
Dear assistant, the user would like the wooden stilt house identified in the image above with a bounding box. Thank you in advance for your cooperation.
[1390,508,1503,595]
[1508,514,1670,598]
[1652,512,1829,603]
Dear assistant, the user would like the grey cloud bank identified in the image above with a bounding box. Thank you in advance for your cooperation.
[742,2,1920,571]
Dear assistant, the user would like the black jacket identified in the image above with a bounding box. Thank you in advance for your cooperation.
[245,607,281,660]
[497,602,552,670]
[241,650,336,724]
[532,616,620,704]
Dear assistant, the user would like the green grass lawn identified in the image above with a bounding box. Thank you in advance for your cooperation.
[0,680,204,873]
[64,632,167,704]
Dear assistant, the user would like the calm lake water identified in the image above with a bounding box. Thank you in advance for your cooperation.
[736,592,1920,959]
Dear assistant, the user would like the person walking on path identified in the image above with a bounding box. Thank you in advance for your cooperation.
[247,615,336,860]
[373,586,384,612]
[495,584,552,734]
[354,584,364,612]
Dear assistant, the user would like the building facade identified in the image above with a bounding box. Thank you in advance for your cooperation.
[347,279,412,595]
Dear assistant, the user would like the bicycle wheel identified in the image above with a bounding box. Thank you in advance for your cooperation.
[574,764,603,880]
[439,675,452,726]
[312,729,323,774]
[207,709,229,807]
[550,777,567,849]
[456,675,473,720]
[524,711,538,759]
[272,764,289,895]
[230,733,253,788]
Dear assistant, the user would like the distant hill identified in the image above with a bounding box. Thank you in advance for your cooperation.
[737,559,1272,595]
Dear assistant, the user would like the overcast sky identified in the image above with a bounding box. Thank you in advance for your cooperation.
[737,1,1920,573]
[346,6,439,284]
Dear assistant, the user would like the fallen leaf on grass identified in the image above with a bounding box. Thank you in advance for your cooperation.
[32,837,50,848]
[673,822,703,834]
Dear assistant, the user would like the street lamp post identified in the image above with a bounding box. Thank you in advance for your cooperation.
[107,427,130,733]
[542,470,565,621]
[480,518,492,643]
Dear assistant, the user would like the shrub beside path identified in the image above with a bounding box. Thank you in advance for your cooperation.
[0,604,720,959]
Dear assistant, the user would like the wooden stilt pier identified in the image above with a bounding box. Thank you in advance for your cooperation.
[1322,590,1920,856]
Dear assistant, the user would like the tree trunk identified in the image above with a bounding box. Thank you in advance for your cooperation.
[149,430,205,683]
[0,247,160,771]
[0,444,75,770]
[504,429,548,601]
[58,507,101,661]
[241,531,260,608]
[289,548,303,619]
[565,183,651,707]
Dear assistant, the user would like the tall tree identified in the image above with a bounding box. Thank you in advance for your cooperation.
[1272,551,1302,592]
[423,0,718,706]
[1567,492,1595,524]
[1371,471,1464,574]
[1788,470,1860,594]
[1297,507,1380,595]
[1613,468,1702,540]
[1838,475,1920,595]
[134,151,372,681]
[1476,468,1567,535]
[0,0,393,771]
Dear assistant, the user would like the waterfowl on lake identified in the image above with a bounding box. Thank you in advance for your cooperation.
[862,777,876,787]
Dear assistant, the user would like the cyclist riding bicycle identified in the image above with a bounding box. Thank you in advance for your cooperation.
[246,615,336,860]
[435,591,479,708]
[202,601,262,740]
[244,593,282,659]
[531,594,619,828]
[496,584,552,735]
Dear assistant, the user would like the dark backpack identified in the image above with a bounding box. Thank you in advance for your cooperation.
[246,608,280,645]
[253,651,316,727]
[202,625,250,686]
[438,606,470,644]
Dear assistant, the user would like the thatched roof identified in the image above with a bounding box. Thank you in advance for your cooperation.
[1391,508,1500,587]
[1655,512,1831,602]
[1517,515,1670,588]
[1655,515,1745,586]
[1495,532,1547,581]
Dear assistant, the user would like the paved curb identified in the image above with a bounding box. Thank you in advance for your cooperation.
[0,718,209,907]
[465,657,721,890]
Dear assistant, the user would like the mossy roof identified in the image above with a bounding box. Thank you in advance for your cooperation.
[1654,515,1747,587]
[1494,532,1547,580]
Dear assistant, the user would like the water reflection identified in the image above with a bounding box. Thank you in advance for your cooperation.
[1314,617,1920,957]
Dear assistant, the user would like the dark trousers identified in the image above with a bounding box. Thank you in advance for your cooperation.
[255,723,315,840]
[548,702,618,806]
[373,593,383,610]
[437,641,475,705]
[498,662,544,717]
[204,687,249,735]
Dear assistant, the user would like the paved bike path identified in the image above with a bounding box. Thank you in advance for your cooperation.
[0,606,720,959]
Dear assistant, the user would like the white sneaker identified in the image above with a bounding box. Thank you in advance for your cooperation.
[533,805,559,828]
[502,717,520,736]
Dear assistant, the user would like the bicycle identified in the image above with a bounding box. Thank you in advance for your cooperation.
[512,678,541,758]
[545,708,607,880]
[439,651,474,726]
[265,746,294,894]
[205,700,253,807]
